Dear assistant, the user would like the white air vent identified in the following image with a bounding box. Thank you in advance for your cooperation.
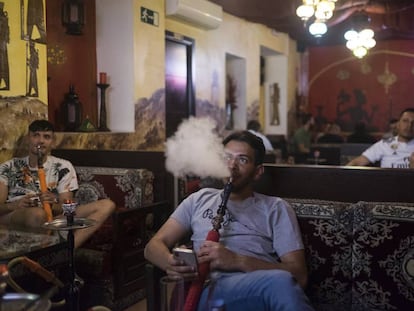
[166,0,223,30]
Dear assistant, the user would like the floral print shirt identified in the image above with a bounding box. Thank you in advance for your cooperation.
[0,156,78,202]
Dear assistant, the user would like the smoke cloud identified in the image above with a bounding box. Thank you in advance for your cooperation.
[165,117,230,178]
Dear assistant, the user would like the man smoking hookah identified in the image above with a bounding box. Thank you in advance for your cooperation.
[145,131,313,311]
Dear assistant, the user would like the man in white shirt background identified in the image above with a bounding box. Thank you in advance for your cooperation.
[347,108,414,168]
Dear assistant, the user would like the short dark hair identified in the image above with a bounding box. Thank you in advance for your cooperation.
[222,130,265,165]
[247,120,261,132]
[28,120,55,132]
[399,108,414,118]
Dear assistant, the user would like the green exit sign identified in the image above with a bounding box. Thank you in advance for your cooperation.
[141,7,159,27]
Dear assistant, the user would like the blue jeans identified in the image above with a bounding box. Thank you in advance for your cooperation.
[197,270,315,311]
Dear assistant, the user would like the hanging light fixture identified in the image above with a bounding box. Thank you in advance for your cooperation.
[296,0,337,37]
[62,0,85,35]
[296,0,316,22]
[309,20,328,37]
[344,12,376,58]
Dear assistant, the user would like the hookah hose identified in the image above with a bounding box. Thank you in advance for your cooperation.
[6,256,65,307]
[183,179,233,311]
[37,146,53,222]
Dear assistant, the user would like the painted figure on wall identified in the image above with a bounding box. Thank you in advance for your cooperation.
[24,0,46,44]
[270,83,280,125]
[0,2,10,90]
[26,41,39,97]
[336,88,379,131]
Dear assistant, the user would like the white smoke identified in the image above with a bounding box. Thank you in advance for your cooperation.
[165,117,230,178]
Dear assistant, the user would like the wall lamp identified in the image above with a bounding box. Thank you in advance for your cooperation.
[62,0,85,35]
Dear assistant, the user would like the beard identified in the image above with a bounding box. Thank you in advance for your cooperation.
[229,169,256,193]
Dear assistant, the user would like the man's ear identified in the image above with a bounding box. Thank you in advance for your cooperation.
[254,164,264,180]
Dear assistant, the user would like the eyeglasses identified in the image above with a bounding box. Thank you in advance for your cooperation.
[223,153,251,165]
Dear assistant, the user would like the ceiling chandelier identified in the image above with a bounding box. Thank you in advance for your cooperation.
[296,0,337,37]
[344,13,376,58]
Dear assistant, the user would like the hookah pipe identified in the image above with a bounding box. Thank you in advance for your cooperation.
[37,146,53,222]
[183,178,233,311]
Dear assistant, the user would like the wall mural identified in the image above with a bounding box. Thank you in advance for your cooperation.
[0,0,46,97]
[0,1,10,90]
[309,42,414,133]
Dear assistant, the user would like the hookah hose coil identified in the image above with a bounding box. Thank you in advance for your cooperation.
[183,179,232,311]
[5,257,65,307]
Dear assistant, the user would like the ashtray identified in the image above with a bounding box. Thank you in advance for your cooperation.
[42,218,96,231]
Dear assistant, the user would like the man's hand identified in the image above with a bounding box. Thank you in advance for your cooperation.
[165,251,198,280]
[410,153,414,168]
[198,241,239,271]
[38,191,59,205]
[14,194,41,209]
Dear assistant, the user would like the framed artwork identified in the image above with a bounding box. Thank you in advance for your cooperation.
[265,82,287,135]
[269,82,280,126]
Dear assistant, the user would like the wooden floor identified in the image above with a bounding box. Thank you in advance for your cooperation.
[123,299,146,311]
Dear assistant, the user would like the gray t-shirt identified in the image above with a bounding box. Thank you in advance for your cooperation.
[171,188,303,263]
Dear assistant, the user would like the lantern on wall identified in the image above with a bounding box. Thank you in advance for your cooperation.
[62,0,85,35]
[62,84,82,131]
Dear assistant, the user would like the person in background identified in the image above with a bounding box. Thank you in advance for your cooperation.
[347,108,414,168]
[145,131,313,311]
[291,113,314,163]
[246,120,274,153]
[0,120,115,248]
[316,123,344,144]
[346,121,376,144]
[382,118,398,140]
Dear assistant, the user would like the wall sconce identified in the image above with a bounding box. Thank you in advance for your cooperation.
[296,0,337,37]
[62,0,85,35]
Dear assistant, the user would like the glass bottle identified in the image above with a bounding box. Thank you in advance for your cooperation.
[62,84,82,131]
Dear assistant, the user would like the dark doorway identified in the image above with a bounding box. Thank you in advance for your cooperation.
[165,31,195,138]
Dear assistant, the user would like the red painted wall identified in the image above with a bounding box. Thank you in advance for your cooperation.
[46,0,97,131]
[308,40,414,133]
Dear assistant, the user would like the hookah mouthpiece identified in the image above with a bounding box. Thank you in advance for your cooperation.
[37,145,43,166]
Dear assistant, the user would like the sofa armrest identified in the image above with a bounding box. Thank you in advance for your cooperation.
[112,201,171,299]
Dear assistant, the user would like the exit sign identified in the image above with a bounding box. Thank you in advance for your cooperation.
[141,7,159,27]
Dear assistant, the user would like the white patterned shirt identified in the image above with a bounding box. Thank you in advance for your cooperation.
[0,155,78,202]
[362,136,414,168]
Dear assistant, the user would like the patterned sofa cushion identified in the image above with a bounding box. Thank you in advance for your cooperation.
[73,166,155,277]
[285,198,354,311]
[352,201,414,310]
[74,166,154,208]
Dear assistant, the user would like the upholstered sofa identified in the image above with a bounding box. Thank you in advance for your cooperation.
[71,166,171,311]
[288,198,414,310]
[252,164,414,310]
[146,164,414,311]
[146,198,414,311]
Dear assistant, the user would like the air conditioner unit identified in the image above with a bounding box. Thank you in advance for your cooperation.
[166,0,223,30]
